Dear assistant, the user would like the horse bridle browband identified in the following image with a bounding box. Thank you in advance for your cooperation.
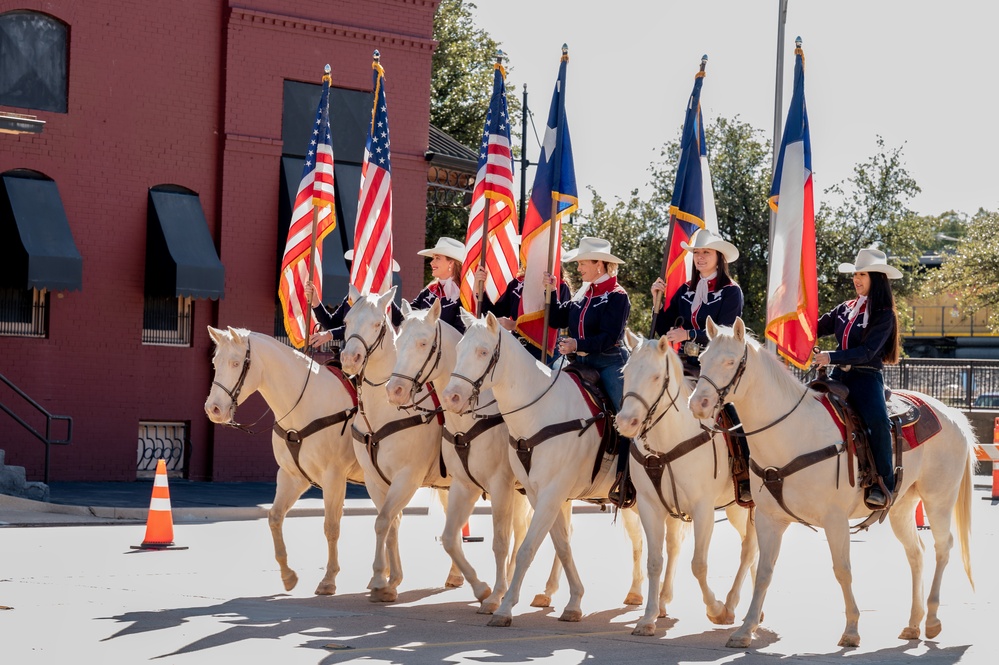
[696,344,749,415]
[449,330,503,414]
[213,337,252,409]
[345,316,388,381]
[621,354,682,441]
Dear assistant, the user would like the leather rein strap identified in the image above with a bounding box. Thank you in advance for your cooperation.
[630,432,714,522]
[273,407,357,488]
[750,443,845,531]
[509,413,604,478]
[351,411,440,486]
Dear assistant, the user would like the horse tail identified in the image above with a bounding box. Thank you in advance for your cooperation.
[953,415,976,591]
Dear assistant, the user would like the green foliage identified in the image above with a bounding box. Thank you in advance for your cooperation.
[932,210,999,329]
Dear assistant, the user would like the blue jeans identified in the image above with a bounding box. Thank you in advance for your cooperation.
[832,366,894,489]
[573,346,629,412]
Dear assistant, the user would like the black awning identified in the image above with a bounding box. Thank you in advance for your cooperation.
[145,189,224,300]
[0,173,83,291]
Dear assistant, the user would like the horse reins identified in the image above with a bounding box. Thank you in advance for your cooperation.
[621,355,682,441]
[388,320,443,413]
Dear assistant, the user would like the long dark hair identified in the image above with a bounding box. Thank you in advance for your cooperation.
[865,272,900,364]
[689,251,734,291]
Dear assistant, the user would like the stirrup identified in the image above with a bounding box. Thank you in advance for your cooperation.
[608,472,636,509]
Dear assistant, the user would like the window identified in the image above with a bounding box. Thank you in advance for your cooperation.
[142,295,192,346]
[137,421,187,478]
[0,286,47,337]
[0,11,68,113]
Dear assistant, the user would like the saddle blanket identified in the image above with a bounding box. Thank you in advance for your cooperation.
[565,371,606,438]
[817,390,942,451]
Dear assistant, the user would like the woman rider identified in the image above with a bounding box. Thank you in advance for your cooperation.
[411,236,468,333]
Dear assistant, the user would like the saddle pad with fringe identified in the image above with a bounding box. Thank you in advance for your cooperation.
[565,371,606,438]
[817,391,941,452]
[324,365,357,407]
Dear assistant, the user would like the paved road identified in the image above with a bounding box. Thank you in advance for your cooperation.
[1,488,996,664]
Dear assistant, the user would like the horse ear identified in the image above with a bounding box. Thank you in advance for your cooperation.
[733,316,745,342]
[427,297,442,323]
[400,299,412,317]
[459,308,477,330]
[208,326,224,344]
[624,328,642,351]
[656,334,671,354]
[485,311,499,333]
[705,316,718,340]
[377,286,397,314]
[348,283,361,304]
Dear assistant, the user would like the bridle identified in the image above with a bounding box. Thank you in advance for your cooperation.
[621,354,682,440]
[695,343,749,419]
[388,320,443,410]
[345,316,388,382]
[449,330,503,414]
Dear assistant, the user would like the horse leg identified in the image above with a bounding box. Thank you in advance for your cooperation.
[727,512,788,649]
[477,485,518,614]
[888,490,926,639]
[315,471,349,595]
[441,480,491,604]
[922,488,960,640]
[548,497,586,622]
[531,501,568,608]
[621,506,645,607]
[659,515,687,617]
[721,503,758,622]
[489,488,571,627]
[689,502,729,625]
[824,517,861,647]
[268,467,309,592]
[632,500,667,636]
[367,474,418,603]
[436,487,466,588]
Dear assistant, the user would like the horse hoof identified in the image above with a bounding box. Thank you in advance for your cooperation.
[369,587,398,603]
[632,621,656,637]
[559,609,583,622]
[898,626,921,640]
[477,600,500,615]
[445,573,464,588]
[488,614,512,627]
[623,592,643,606]
[530,594,551,608]
[282,572,299,592]
[314,581,336,596]
[838,634,860,648]
[726,633,753,649]
[709,607,735,626]
[473,583,492,602]
[925,620,942,639]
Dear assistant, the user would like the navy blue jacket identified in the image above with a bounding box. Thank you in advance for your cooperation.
[313,296,404,342]
[482,276,571,320]
[655,279,744,346]
[817,299,896,371]
[548,277,631,355]
[411,281,466,333]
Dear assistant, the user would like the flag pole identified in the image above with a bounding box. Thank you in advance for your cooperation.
[766,0,789,353]
[540,44,569,365]
[519,83,529,231]
[476,51,505,318]
[305,63,333,347]
[649,54,708,339]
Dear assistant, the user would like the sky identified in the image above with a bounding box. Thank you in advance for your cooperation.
[474,0,999,220]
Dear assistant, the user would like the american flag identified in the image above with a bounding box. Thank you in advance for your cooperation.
[765,40,818,370]
[278,68,336,349]
[460,57,520,314]
[654,57,718,331]
[349,52,394,296]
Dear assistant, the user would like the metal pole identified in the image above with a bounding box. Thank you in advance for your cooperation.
[520,83,528,232]
[305,64,333,346]
[476,52,504,317]
[766,0,789,353]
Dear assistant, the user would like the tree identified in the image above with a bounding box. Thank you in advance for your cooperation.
[930,209,999,329]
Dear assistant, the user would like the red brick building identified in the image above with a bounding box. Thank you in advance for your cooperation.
[0,0,441,482]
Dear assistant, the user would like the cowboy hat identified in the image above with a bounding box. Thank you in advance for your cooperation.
[417,236,466,263]
[679,228,739,263]
[561,237,624,264]
[838,247,902,279]
[344,249,400,272]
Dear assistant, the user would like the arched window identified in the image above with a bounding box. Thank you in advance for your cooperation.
[0,11,68,113]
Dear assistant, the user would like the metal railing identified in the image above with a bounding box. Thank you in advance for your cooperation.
[137,421,187,478]
[142,296,192,346]
[906,304,997,338]
[0,371,72,483]
[0,287,47,337]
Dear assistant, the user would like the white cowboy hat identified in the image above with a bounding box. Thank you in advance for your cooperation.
[838,247,902,279]
[679,228,739,263]
[344,249,400,272]
[561,236,624,264]
[417,236,466,263]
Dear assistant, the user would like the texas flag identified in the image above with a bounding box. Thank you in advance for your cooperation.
[765,40,818,369]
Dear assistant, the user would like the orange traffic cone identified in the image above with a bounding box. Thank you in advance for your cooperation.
[915,500,929,530]
[131,459,188,551]
[462,521,483,543]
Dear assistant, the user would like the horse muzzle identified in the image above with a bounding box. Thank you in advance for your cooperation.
[385,377,412,406]
[204,398,233,424]
[688,385,716,419]
[441,382,470,414]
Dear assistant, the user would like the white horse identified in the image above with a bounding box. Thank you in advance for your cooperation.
[442,312,645,627]
[689,317,975,648]
[617,331,758,636]
[204,326,362,595]
[341,287,460,602]
[387,299,577,614]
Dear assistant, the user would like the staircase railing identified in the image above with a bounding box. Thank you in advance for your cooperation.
[0,371,72,483]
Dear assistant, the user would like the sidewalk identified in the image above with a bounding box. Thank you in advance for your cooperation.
[0,479,378,527]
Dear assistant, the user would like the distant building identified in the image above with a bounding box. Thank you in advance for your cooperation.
[0,1,442,482]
